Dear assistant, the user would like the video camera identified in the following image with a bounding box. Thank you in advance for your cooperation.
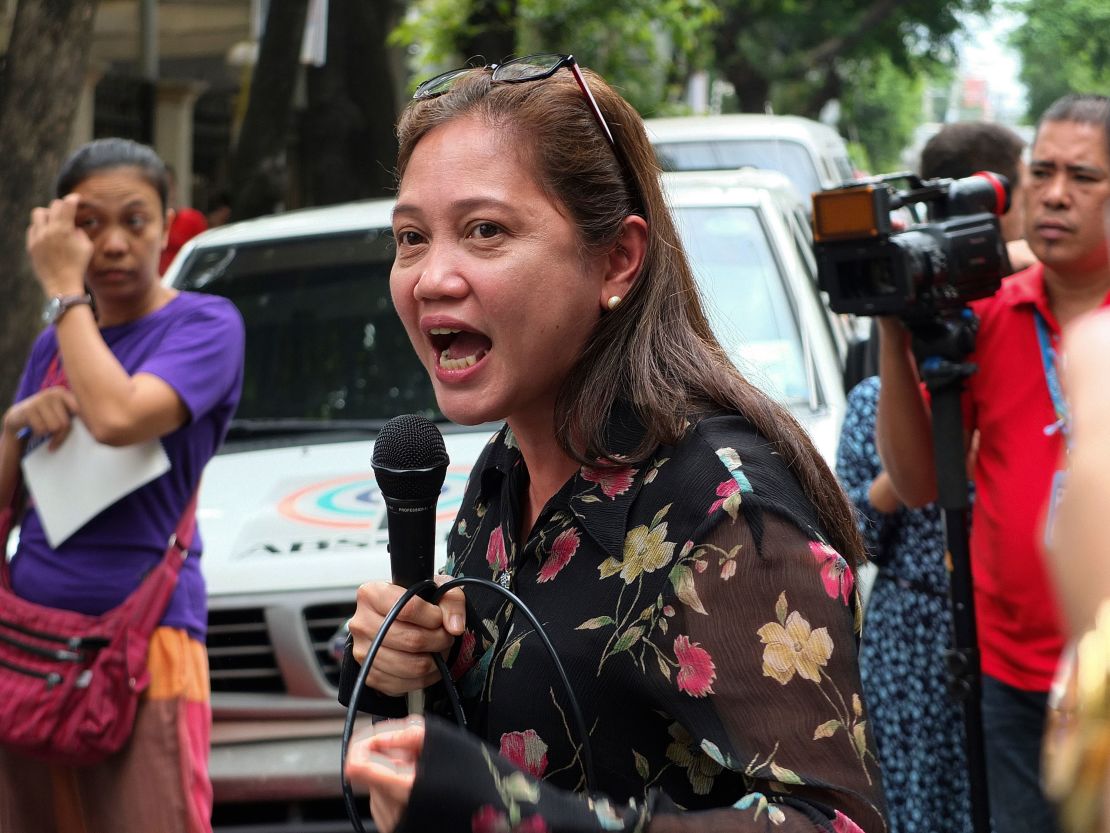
[811,171,1012,319]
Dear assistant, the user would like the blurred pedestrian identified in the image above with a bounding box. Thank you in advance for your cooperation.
[875,94,1110,833]
[205,189,233,229]
[920,120,1035,270]
[0,138,244,833]
[1041,307,1110,833]
[159,164,208,274]
[838,375,973,833]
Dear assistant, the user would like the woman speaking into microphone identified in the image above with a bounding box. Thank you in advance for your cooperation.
[341,53,887,833]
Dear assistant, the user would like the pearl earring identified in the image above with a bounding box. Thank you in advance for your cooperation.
[607,295,622,310]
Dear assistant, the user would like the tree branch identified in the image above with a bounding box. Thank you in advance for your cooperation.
[802,0,901,67]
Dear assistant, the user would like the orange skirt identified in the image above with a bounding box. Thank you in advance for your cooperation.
[0,628,212,833]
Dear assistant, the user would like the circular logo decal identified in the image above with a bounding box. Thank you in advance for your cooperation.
[277,467,470,529]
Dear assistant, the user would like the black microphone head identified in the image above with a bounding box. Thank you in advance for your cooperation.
[371,414,449,500]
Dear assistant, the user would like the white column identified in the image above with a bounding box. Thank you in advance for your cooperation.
[68,63,107,153]
[153,79,208,204]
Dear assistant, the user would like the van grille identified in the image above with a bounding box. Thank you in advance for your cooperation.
[304,602,356,688]
[207,607,284,693]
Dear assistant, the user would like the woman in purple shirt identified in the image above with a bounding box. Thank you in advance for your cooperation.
[0,138,244,833]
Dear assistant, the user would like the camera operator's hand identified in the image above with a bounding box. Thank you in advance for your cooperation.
[875,316,939,507]
[2,387,80,451]
[1007,238,1037,273]
[26,194,93,298]
[349,575,467,696]
[876,316,910,346]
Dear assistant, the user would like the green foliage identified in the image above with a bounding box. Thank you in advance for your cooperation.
[392,0,995,169]
[713,0,984,111]
[707,0,984,166]
[391,0,718,114]
[1006,0,1110,120]
[840,54,926,173]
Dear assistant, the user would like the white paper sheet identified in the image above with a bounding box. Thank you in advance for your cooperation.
[21,419,171,547]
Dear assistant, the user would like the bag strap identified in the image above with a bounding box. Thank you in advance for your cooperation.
[114,490,199,634]
[0,475,23,591]
[0,351,63,587]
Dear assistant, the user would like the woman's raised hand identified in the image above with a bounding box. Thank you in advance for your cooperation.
[26,194,93,298]
[348,575,467,696]
[2,387,80,451]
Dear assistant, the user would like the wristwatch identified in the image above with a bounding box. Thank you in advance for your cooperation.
[42,293,92,325]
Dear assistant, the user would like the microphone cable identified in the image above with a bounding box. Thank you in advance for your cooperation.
[341,576,596,833]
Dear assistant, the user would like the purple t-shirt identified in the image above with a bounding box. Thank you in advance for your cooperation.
[10,292,244,640]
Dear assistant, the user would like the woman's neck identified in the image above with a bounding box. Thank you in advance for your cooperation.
[509,416,580,537]
[96,284,177,327]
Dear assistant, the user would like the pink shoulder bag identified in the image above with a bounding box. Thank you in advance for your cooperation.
[0,351,197,765]
[0,491,196,765]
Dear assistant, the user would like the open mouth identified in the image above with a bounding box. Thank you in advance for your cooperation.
[428,327,492,371]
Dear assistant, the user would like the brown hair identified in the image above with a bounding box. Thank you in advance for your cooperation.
[395,66,864,565]
[1040,93,1110,137]
[56,137,169,214]
[920,122,1025,187]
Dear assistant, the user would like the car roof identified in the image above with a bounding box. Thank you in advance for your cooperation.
[644,113,846,153]
[185,198,397,248]
[173,170,805,260]
[661,168,803,211]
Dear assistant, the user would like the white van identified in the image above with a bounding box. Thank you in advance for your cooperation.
[645,113,856,205]
[163,169,852,830]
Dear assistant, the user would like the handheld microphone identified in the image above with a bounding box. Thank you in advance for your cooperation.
[371,414,449,592]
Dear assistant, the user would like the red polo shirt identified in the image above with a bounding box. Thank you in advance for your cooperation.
[159,207,208,274]
[967,263,1110,691]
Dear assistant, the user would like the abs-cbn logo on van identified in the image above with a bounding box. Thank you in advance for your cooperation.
[276,467,471,530]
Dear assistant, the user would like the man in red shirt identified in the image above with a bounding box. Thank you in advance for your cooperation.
[159,166,208,274]
[876,94,1110,833]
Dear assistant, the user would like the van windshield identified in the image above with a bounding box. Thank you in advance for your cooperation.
[175,231,441,425]
[655,139,820,201]
[673,205,808,406]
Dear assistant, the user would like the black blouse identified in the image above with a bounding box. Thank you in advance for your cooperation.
[345,411,887,832]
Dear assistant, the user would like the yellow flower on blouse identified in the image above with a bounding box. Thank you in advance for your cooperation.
[616,520,676,583]
[757,610,834,685]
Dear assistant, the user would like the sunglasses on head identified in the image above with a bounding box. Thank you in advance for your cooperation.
[413,53,617,149]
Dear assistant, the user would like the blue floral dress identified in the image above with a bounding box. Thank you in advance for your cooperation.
[344,410,888,831]
[835,377,972,833]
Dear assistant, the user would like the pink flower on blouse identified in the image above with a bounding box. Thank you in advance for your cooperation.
[472,807,550,833]
[514,817,549,833]
[486,527,508,571]
[581,464,635,498]
[471,805,504,833]
[832,810,865,833]
[499,729,549,778]
[810,541,854,605]
[450,629,477,678]
[708,478,739,515]
[537,528,580,582]
[674,635,716,697]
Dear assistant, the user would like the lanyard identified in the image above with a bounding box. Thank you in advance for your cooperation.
[1033,308,1070,449]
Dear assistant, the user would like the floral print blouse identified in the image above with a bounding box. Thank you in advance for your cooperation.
[345,411,887,832]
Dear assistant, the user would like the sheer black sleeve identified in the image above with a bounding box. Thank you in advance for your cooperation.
[396,505,887,832]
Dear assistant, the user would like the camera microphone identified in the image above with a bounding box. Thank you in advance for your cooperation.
[371,414,449,593]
